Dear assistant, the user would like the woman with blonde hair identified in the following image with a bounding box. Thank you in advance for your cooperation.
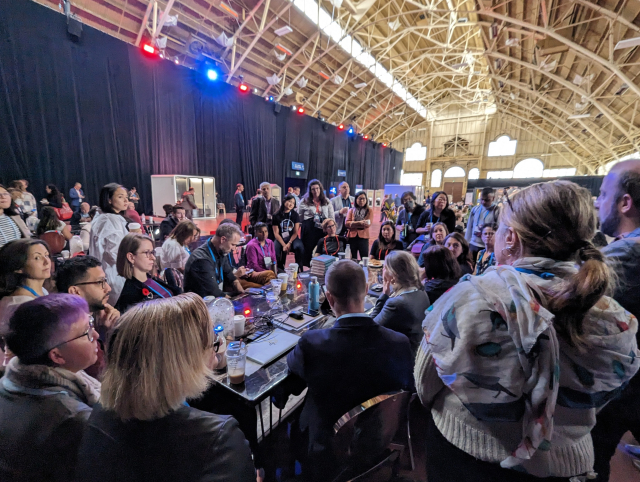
[370,250,430,358]
[76,293,256,481]
[415,180,639,481]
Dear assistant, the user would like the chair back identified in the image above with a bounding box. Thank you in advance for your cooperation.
[331,391,411,470]
[39,231,66,255]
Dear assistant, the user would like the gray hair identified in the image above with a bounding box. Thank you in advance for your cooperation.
[215,222,243,239]
[260,182,271,189]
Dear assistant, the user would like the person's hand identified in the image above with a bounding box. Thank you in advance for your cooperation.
[97,303,120,330]
[284,243,291,253]
[382,277,392,296]
[41,199,48,205]
[340,207,348,215]
[256,468,265,482]
[236,266,247,278]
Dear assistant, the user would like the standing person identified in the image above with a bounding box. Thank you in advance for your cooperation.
[68,182,85,213]
[274,260,414,479]
[79,207,98,252]
[41,184,64,208]
[465,187,499,264]
[370,221,401,261]
[314,219,347,257]
[330,181,354,237]
[417,191,456,235]
[293,187,301,206]
[250,182,280,239]
[245,223,277,274]
[298,179,334,267]
[0,239,52,363]
[234,184,246,226]
[474,223,497,275]
[12,180,37,220]
[272,194,304,270]
[0,185,31,248]
[159,205,186,241]
[369,251,430,357]
[381,194,394,222]
[89,183,131,306]
[345,191,373,261]
[249,189,261,208]
[591,160,640,482]
[36,206,73,242]
[444,232,473,275]
[114,234,176,313]
[160,220,198,272]
[0,294,100,482]
[396,191,425,249]
[128,187,140,213]
[75,294,257,482]
[180,187,197,220]
[393,194,401,208]
[184,223,245,298]
[415,180,639,482]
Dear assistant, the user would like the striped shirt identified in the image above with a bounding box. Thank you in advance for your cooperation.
[0,215,21,248]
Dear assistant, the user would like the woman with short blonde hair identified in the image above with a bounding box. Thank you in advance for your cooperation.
[76,293,256,481]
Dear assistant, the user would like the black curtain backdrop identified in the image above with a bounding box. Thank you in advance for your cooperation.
[0,0,403,213]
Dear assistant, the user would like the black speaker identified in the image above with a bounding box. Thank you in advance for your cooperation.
[67,16,83,40]
[273,103,282,115]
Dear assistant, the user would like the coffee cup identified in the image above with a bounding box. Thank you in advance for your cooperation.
[362,257,369,267]
[148,216,153,223]
[277,273,289,293]
[289,263,299,279]
[233,315,246,338]
[61,250,70,259]
[338,252,346,260]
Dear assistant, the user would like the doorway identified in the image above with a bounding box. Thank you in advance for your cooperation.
[443,181,464,202]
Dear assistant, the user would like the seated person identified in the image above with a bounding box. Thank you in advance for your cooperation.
[70,202,91,225]
[370,221,401,261]
[313,218,346,257]
[36,206,72,242]
[276,260,413,478]
[417,222,448,267]
[184,222,245,298]
[369,251,430,357]
[475,223,497,275]
[159,205,185,241]
[245,222,277,273]
[0,294,101,481]
[75,294,257,481]
[160,220,198,272]
[272,194,305,270]
[223,221,276,289]
[114,234,176,313]
[421,245,461,304]
[444,232,473,276]
[124,202,142,225]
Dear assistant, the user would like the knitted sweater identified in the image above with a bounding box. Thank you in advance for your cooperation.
[414,257,639,478]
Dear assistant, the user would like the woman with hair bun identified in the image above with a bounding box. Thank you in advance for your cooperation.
[415,180,639,482]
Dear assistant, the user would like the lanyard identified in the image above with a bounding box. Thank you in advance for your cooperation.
[185,246,191,255]
[429,210,441,224]
[324,236,340,256]
[145,281,172,299]
[478,206,492,226]
[315,203,321,213]
[19,285,40,297]
[207,242,223,285]
[259,242,267,256]
[379,247,389,259]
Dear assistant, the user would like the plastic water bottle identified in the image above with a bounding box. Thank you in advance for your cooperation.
[141,213,146,224]
[308,276,320,313]
[345,244,352,260]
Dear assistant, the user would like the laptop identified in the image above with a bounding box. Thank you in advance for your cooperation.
[246,329,301,365]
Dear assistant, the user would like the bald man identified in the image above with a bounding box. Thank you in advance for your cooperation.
[592,159,640,482]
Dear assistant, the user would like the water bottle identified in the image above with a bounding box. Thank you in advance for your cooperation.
[308,276,320,313]
[213,325,227,369]
[141,213,146,224]
[345,244,352,260]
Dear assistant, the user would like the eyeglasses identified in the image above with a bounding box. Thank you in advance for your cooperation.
[49,316,95,350]
[208,333,221,353]
[504,190,514,211]
[74,279,108,290]
[137,250,156,259]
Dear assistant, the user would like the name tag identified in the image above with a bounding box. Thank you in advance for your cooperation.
[219,282,224,291]
[264,256,272,267]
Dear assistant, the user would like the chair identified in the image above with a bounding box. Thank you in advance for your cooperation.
[329,390,412,482]
[39,231,66,255]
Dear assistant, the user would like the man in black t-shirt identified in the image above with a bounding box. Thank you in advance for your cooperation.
[272,195,305,270]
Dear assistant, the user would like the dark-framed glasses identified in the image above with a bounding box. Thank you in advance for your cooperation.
[74,279,108,290]
[503,190,514,211]
[208,332,221,353]
[49,316,95,350]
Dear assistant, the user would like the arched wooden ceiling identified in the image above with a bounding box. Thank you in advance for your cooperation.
[34,0,640,172]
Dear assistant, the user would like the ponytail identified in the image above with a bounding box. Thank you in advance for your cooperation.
[545,242,611,348]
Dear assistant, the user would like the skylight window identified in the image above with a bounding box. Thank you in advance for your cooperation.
[292,0,427,118]
[487,135,517,157]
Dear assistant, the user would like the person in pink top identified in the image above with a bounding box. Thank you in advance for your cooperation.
[245,223,277,273]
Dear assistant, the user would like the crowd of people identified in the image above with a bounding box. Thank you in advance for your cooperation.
[0,162,639,481]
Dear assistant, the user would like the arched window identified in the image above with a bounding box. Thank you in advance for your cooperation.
[431,169,442,188]
[406,142,427,162]
[468,168,480,180]
[513,158,544,178]
[444,166,466,178]
[401,172,423,186]
[488,135,517,157]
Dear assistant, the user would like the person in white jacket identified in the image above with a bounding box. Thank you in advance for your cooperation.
[160,220,198,271]
[89,184,130,306]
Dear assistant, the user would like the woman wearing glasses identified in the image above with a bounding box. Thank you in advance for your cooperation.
[114,234,176,313]
[313,218,347,257]
[0,293,100,481]
[0,184,31,249]
[76,293,256,481]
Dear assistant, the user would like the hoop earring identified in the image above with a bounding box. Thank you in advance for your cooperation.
[501,246,514,258]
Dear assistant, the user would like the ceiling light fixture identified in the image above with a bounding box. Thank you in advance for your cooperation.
[614,36,640,50]
[567,113,591,120]
[274,25,293,36]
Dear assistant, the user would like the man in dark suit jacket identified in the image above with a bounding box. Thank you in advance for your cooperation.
[68,182,85,213]
[234,183,246,226]
[278,260,414,478]
[249,182,280,239]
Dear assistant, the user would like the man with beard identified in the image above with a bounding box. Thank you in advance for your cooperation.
[591,159,640,482]
[396,191,425,249]
[55,256,120,378]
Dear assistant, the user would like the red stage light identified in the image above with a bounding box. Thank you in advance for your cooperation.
[296,282,302,289]
[338,124,344,130]
[239,83,249,92]
[363,135,369,140]
[142,43,156,55]
[243,308,251,316]
[382,142,388,147]
[297,106,305,114]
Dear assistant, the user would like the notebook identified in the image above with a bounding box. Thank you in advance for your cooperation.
[246,329,301,365]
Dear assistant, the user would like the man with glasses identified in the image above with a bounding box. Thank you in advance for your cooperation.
[56,256,120,377]
[465,187,499,266]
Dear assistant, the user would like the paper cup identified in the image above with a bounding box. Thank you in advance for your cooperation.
[233,315,246,338]
[362,257,369,267]
[61,250,70,259]
[277,273,289,293]
[289,263,299,279]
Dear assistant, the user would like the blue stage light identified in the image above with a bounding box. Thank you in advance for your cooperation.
[347,127,354,135]
[207,69,218,81]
